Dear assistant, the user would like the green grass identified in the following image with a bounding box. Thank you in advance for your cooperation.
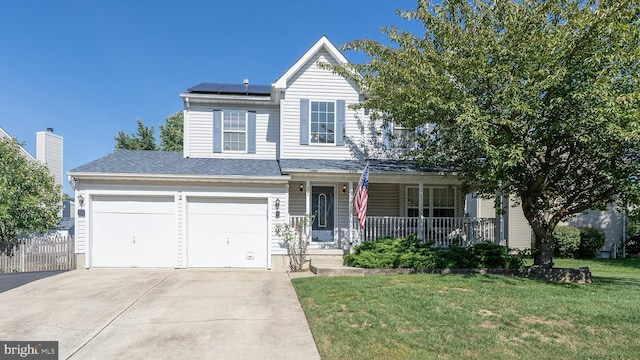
[292,258,640,360]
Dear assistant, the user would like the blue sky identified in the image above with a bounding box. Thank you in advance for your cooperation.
[0,0,421,194]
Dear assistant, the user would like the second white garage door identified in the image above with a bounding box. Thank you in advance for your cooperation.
[187,197,268,268]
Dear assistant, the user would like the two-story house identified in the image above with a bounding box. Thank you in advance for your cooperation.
[68,36,499,270]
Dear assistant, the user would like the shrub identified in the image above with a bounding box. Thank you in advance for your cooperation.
[626,216,640,255]
[472,242,514,268]
[626,236,640,255]
[441,245,480,269]
[553,226,581,258]
[345,236,523,269]
[578,227,605,259]
[344,235,442,268]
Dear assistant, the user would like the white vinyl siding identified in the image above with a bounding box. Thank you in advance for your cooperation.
[288,185,307,215]
[506,203,532,250]
[280,50,374,160]
[36,131,63,191]
[367,183,400,217]
[185,105,278,159]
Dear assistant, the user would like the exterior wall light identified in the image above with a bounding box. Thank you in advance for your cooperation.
[299,184,304,192]
[342,184,347,193]
[77,194,86,217]
[275,198,280,209]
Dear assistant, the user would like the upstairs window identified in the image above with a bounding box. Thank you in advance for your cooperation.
[310,101,335,144]
[213,109,256,154]
[384,123,434,150]
[300,99,345,146]
[223,111,247,151]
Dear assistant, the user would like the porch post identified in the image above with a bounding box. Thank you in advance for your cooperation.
[418,182,424,241]
[305,180,311,216]
[305,180,312,244]
[348,181,354,248]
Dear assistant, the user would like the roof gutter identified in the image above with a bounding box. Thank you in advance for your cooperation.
[280,168,455,176]
[67,172,291,184]
[180,93,278,106]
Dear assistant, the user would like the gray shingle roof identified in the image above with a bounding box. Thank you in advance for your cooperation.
[69,150,283,177]
[278,159,448,174]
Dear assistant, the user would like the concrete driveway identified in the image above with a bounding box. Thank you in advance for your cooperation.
[0,269,320,360]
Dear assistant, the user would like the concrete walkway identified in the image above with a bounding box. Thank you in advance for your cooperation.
[0,269,320,360]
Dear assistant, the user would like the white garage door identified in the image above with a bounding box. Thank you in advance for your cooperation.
[187,197,268,268]
[92,196,176,267]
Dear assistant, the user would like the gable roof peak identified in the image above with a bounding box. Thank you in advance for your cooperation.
[273,35,349,89]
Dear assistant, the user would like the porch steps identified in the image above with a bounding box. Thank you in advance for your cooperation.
[307,249,345,269]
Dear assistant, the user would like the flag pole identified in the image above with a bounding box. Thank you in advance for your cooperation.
[354,160,370,245]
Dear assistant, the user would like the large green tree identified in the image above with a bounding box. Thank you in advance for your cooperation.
[0,138,63,253]
[115,119,158,151]
[115,112,183,151]
[331,0,640,267]
[159,111,184,151]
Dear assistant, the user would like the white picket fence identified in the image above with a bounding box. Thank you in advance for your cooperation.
[0,233,75,273]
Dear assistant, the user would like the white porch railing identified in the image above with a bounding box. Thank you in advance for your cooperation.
[290,216,310,229]
[360,217,497,247]
[289,215,497,248]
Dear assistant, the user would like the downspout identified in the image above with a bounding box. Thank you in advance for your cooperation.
[67,175,77,191]
[184,97,190,158]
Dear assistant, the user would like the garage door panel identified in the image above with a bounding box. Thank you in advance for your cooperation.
[91,197,176,268]
[188,198,266,215]
[93,196,174,214]
[187,197,267,268]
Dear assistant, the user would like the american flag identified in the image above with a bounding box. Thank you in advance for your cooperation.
[354,162,369,229]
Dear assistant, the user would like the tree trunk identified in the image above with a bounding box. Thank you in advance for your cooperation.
[531,224,554,269]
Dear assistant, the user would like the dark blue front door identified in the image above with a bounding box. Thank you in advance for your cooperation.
[312,186,334,242]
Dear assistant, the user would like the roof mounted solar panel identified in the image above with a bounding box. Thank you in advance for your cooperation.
[187,82,271,95]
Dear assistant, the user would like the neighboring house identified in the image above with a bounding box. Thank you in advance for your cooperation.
[1,127,64,197]
[469,196,625,257]
[68,36,498,270]
[0,127,36,161]
[0,126,70,228]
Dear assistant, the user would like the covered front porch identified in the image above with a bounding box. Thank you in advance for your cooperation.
[279,159,501,251]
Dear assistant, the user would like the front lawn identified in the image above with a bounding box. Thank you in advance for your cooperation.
[292,258,640,360]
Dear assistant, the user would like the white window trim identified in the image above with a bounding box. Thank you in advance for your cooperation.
[405,186,457,218]
[309,100,336,145]
[432,187,456,217]
[222,110,248,153]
